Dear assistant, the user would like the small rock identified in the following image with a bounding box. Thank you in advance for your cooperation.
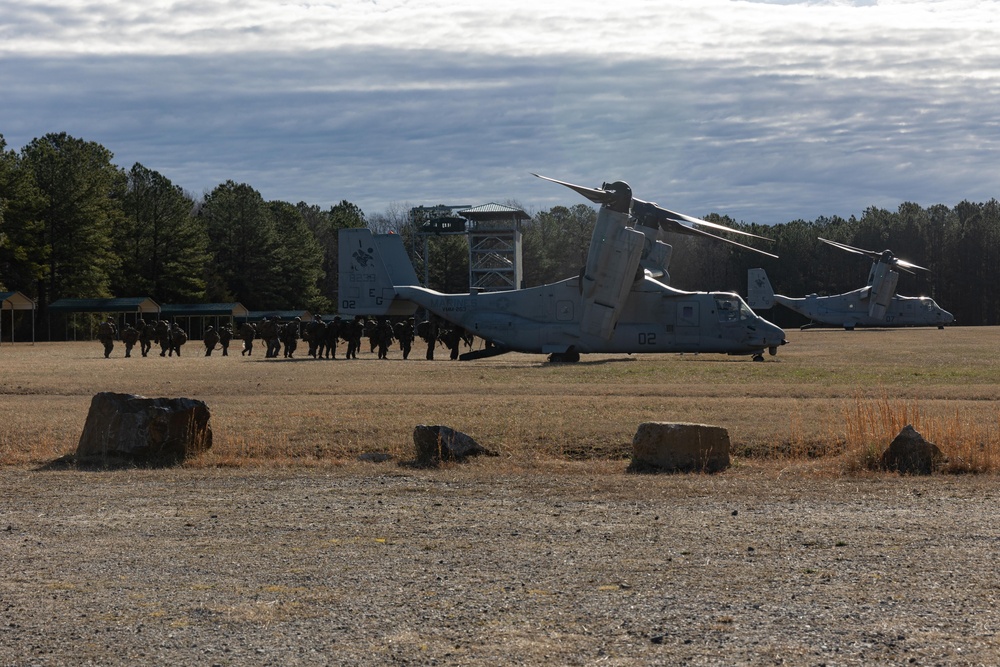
[413,425,496,464]
[880,425,945,475]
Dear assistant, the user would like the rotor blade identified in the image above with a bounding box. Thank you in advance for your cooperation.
[818,237,880,260]
[820,237,930,271]
[649,201,774,242]
[676,224,779,259]
[536,173,777,256]
[895,258,929,272]
[531,173,616,206]
[631,199,774,244]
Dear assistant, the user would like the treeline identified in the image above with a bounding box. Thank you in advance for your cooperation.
[663,201,1000,327]
[3,132,999,338]
[0,132,368,328]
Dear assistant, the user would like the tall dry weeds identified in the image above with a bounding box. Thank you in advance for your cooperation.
[841,392,1000,473]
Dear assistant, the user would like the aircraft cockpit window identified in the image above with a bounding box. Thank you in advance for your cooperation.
[715,297,752,323]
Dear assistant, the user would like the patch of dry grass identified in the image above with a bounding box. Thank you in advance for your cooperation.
[841,392,1000,474]
[2,326,1000,473]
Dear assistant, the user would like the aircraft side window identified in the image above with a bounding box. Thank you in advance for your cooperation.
[678,303,699,327]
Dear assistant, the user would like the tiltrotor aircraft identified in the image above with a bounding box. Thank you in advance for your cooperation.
[747,237,954,330]
[338,175,786,361]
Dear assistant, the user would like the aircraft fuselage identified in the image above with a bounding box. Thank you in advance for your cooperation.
[774,289,954,329]
[399,276,786,356]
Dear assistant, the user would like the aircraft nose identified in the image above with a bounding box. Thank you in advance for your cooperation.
[764,321,786,346]
[750,319,786,350]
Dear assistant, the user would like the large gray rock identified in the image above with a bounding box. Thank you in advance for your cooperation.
[76,392,212,465]
[631,422,730,473]
[413,425,495,464]
[880,424,945,475]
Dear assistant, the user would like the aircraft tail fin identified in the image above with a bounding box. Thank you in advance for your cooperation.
[338,228,419,317]
[747,268,775,310]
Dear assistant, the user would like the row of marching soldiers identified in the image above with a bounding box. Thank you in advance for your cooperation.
[104,314,476,360]
[235,315,474,360]
[101,317,193,358]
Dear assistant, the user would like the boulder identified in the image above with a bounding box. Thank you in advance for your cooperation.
[76,392,212,465]
[413,425,495,464]
[880,424,945,475]
[630,422,730,473]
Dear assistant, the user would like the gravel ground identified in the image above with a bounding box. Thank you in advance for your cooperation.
[2,462,999,666]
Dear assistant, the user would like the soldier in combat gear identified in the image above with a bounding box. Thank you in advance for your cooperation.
[121,323,139,358]
[395,317,415,360]
[259,317,280,358]
[156,320,172,357]
[375,318,394,359]
[445,325,465,361]
[240,321,256,356]
[203,325,220,356]
[170,323,187,356]
[267,317,283,358]
[306,317,325,358]
[345,316,364,359]
[419,317,438,360]
[324,317,341,359]
[282,317,300,358]
[97,316,117,358]
[366,318,379,354]
[219,323,233,356]
[138,319,155,357]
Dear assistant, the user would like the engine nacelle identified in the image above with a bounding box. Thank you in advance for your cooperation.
[867,263,898,320]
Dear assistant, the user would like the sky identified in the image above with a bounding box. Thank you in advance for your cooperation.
[2,0,999,225]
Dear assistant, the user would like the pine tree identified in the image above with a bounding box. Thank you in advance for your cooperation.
[114,163,209,302]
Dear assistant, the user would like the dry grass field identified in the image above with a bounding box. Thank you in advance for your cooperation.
[3,328,1000,665]
[2,326,999,470]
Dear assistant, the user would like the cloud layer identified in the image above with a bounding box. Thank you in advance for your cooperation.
[3,0,999,223]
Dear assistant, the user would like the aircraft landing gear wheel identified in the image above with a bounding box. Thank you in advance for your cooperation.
[752,353,764,362]
[548,350,581,363]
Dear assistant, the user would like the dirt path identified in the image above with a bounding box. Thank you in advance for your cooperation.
[2,462,998,665]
